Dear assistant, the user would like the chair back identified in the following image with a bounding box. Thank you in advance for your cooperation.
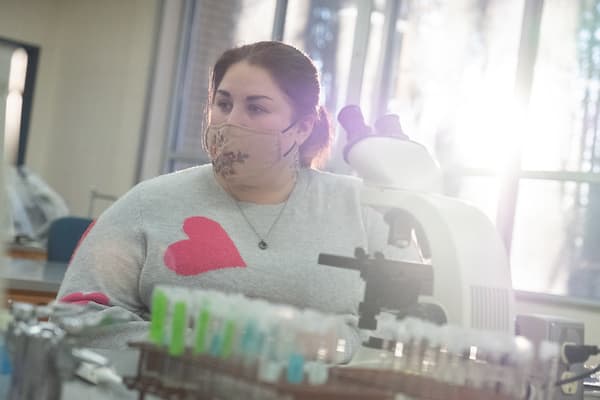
[47,216,93,263]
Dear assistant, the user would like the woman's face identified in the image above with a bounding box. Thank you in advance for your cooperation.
[210,61,298,133]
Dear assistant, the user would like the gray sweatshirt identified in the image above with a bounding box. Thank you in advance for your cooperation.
[56,165,413,357]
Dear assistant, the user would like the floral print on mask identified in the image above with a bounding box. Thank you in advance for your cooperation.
[210,129,250,178]
[205,123,297,188]
[213,151,249,177]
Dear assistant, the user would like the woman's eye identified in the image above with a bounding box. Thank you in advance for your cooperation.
[216,101,232,112]
[248,104,267,114]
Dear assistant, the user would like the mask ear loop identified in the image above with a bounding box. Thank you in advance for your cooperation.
[281,119,298,134]
[283,141,298,157]
[280,119,300,162]
[281,113,314,169]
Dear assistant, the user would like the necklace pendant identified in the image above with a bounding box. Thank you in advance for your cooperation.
[258,240,268,250]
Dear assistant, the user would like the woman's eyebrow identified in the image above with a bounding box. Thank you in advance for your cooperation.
[247,95,274,102]
[216,90,273,102]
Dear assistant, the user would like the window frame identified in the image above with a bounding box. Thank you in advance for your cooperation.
[0,37,40,167]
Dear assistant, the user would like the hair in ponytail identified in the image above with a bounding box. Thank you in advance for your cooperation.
[210,41,333,168]
[299,106,332,168]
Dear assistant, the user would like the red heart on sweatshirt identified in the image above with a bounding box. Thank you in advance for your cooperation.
[163,216,246,276]
[59,291,110,306]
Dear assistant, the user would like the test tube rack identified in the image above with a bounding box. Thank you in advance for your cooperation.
[123,341,520,400]
[330,367,517,400]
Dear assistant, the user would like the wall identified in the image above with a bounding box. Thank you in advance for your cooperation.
[137,0,181,181]
[0,0,159,216]
[0,0,61,180]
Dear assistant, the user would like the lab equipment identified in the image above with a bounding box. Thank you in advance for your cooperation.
[4,301,132,400]
[328,105,515,335]
[319,248,436,331]
[125,286,561,400]
[127,285,349,399]
[6,165,69,244]
[517,314,586,400]
[328,107,600,400]
[337,104,442,193]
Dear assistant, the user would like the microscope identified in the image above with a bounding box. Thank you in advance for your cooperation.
[319,106,515,342]
[319,107,600,400]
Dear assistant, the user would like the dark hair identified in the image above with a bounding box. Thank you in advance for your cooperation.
[209,41,332,168]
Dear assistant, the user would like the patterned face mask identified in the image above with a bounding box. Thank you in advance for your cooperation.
[203,121,300,191]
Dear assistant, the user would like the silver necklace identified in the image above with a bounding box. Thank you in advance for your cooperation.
[231,190,293,250]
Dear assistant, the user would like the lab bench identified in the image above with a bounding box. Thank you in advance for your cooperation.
[1,257,67,305]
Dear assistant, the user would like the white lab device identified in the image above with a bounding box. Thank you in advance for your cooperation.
[347,135,515,333]
[346,137,443,194]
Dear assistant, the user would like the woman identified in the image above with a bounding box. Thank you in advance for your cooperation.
[56,41,407,359]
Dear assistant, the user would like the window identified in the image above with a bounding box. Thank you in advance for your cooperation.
[283,0,389,171]
[165,0,277,172]
[165,0,388,174]
[162,0,598,300]
[510,0,600,297]
[381,0,600,298]
[284,0,362,115]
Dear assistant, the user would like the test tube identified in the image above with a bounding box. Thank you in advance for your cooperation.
[463,329,487,390]
[162,287,190,389]
[391,322,409,372]
[219,294,246,360]
[257,305,295,384]
[278,305,302,385]
[219,295,247,399]
[441,326,469,387]
[305,311,339,385]
[403,318,426,375]
[203,291,232,398]
[475,331,503,393]
[185,289,215,395]
[249,301,282,400]
[192,292,212,355]
[484,331,522,396]
[374,313,398,370]
[433,325,451,382]
[140,285,171,381]
[148,285,169,345]
[419,321,441,377]
[537,340,559,400]
[508,336,534,399]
